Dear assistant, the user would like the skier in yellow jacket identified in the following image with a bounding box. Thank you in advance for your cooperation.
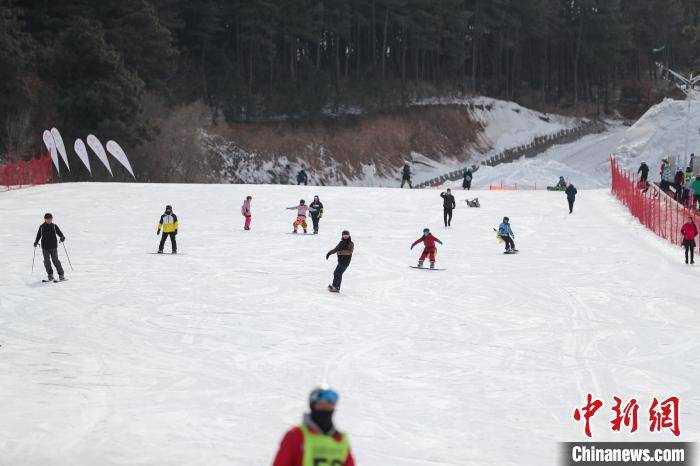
[157,205,178,253]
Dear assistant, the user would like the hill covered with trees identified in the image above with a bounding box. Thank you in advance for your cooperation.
[1,0,699,180]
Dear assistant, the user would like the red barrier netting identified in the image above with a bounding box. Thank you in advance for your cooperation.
[611,156,698,252]
[0,153,55,191]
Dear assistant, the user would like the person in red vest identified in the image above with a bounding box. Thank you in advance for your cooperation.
[272,388,355,466]
[681,216,698,264]
[411,228,443,269]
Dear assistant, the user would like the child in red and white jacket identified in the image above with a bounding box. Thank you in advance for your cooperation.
[411,228,443,269]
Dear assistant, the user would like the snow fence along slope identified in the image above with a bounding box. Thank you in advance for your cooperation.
[1,183,699,465]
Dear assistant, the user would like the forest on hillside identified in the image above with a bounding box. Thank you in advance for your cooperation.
[2,0,700,178]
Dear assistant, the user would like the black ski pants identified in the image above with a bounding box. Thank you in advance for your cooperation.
[332,256,352,289]
[501,235,515,251]
[684,240,696,264]
[159,232,177,252]
[443,208,453,226]
[567,197,575,213]
[42,248,64,277]
[311,215,320,233]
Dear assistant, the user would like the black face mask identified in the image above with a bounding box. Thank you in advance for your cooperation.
[310,409,335,433]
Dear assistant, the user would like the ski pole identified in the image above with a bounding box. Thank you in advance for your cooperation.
[62,242,74,271]
[32,246,36,274]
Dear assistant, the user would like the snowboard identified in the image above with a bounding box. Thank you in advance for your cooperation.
[410,266,446,271]
[287,232,311,235]
[493,228,505,244]
[42,278,68,283]
[503,250,520,254]
[148,252,185,255]
[547,186,566,191]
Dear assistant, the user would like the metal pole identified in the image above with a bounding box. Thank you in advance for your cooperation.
[62,242,74,271]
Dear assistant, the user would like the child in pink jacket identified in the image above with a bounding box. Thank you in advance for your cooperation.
[242,195,252,230]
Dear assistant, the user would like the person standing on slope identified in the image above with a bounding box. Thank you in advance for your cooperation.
[694,176,700,212]
[565,183,578,214]
[326,230,354,292]
[684,167,694,206]
[241,195,252,230]
[309,195,324,234]
[660,158,672,192]
[401,162,412,188]
[556,176,567,189]
[462,167,473,190]
[674,168,685,202]
[297,167,308,186]
[157,205,178,254]
[440,188,456,227]
[272,387,355,466]
[638,162,649,186]
[498,217,517,253]
[34,213,67,282]
[411,228,443,269]
[681,217,698,264]
[287,199,309,233]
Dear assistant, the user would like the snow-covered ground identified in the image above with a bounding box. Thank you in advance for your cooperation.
[615,98,700,173]
[449,122,628,190]
[2,183,699,465]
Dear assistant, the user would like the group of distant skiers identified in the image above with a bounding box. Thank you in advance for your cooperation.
[639,158,700,211]
[400,162,474,190]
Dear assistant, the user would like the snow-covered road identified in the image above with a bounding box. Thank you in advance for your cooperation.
[1,183,698,465]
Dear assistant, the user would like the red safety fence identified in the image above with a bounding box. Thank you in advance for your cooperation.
[0,153,55,191]
[611,156,698,251]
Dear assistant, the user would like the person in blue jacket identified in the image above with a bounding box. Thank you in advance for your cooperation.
[498,217,517,252]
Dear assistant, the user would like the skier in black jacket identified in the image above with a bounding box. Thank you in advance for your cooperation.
[440,188,456,226]
[34,213,66,281]
[326,230,354,292]
[565,183,578,214]
[309,195,324,234]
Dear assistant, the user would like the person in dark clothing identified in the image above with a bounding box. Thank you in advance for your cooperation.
[440,189,456,226]
[297,167,308,185]
[681,217,698,264]
[638,162,649,185]
[674,169,685,202]
[401,162,412,188]
[309,195,324,234]
[34,213,66,281]
[565,183,578,214]
[157,205,178,253]
[462,168,473,190]
[326,230,354,292]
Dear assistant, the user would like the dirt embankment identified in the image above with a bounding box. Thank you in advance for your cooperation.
[207,105,486,185]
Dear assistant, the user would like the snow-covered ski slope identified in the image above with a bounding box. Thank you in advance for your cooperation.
[1,183,699,465]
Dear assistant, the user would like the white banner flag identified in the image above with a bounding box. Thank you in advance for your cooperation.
[42,130,60,174]
[74,139,91,174]
[106,140,135,179]
[50,128,69,170]
[86,134,112,176]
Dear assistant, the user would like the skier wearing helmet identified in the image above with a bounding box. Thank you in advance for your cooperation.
[326,230,354,292]
[272,387,355,466]
[287,199,309,234]
[241,195,252,230]
[411,228,443,269]
[498,217,517,253]
[309,195,324,234]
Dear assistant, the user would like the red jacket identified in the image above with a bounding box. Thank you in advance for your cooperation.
[412,233,441,249]
[272,426,355,466]
[681,222,698,241]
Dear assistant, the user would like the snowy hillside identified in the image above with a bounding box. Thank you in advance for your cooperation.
[211,97,580,187]
[615,98,700,172]
[2,183,699,465]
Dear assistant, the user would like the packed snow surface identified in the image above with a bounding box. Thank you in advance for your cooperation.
[457,122,627,190]
[2,183,699,465]
[615,98,700,172]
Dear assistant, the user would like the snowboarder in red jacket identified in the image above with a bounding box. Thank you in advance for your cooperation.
[411,228,443,269]
[272,387,355,466]
[681,216,698,264]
